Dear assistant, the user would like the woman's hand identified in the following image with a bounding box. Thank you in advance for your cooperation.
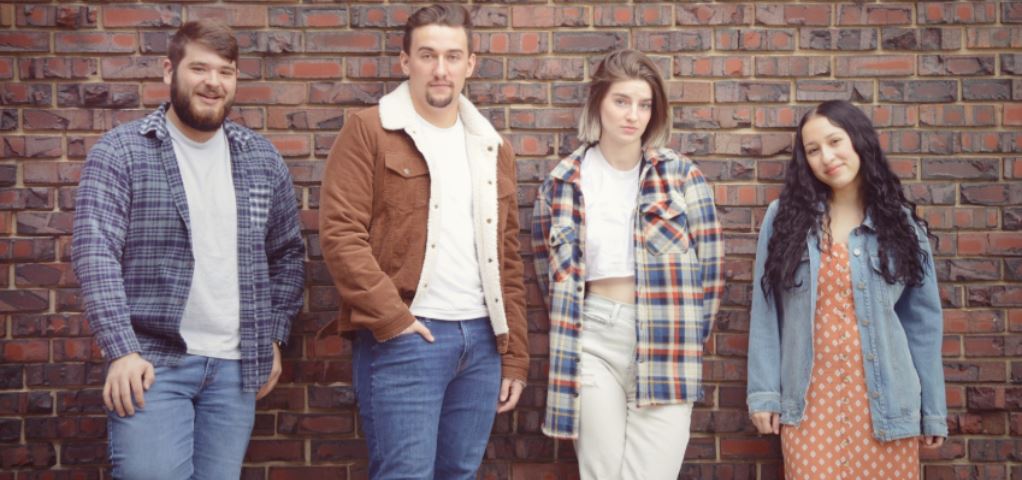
[750,411,780,435]
[920,436,945,449]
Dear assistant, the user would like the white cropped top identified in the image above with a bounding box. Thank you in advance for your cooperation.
[580,146,639,281]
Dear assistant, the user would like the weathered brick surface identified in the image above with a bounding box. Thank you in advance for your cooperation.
[0,2,1018,478]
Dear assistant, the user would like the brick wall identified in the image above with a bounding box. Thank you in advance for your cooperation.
[1,1,1020,479]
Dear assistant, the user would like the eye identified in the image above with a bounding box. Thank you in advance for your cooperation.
[447,54,461,62]
[640,103,652,111]
[805,146,819,156]
[614,98,627,106]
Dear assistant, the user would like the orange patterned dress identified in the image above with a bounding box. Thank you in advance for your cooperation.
[780,243,919,480]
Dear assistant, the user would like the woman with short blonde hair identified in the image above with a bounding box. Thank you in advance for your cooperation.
[532,49,724,480]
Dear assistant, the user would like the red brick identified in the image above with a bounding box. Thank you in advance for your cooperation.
[20,58,97,80]
[879,80,958,103]
[345,56,402,80]
[675,4,751,26]
[837,4,912,26]
[103,5,181,28]
[715,81,789,103]
[308,82,384,105]
[348,5,412,28]
[0,83,52,106]
[468,82,547,105]
[756,4,831,26]
[266,58,343,80]
[835,55,914,77]
[675,55,750,78]
[305,31,380,53]
[100,56,163,80]
[1,339,49,362]
[476,32,550,54]
[54,33,137,54]
[187,5,268,28]
[715,29,795,51]
[754,56,829,77]
[920,2,997,25]
[0,32,50,52]
[515,6,589,28]
[795,80,873,102]
[801,28,877,50]
[508,58,584,81]
[882,27,962,51]
[634,30,711,52]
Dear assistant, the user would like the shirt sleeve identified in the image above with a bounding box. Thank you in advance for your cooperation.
[71,131,141,361]
[682,164,724,342]
[265,153,306,345]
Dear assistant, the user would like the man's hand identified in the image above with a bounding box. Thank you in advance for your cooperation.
[920,436,945,449]
[750,411,780,435]
[256,342,283,400]
[104,353,155,417]
[398,320,434,342]
[497,378,525,414]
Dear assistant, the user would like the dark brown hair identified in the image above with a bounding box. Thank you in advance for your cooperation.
[168,19,239,69]
[578,49,670,148]
[402,4,473,54]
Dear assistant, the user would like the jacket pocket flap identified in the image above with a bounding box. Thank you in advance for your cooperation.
[384,153,430,178]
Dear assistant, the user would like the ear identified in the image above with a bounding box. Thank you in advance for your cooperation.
[465,52,476,79]
[399,50,411,77]
[162,57,174,87]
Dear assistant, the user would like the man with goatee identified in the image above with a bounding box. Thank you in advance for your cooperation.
[72,19,304,479]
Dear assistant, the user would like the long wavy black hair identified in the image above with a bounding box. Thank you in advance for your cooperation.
[761,100,931,302]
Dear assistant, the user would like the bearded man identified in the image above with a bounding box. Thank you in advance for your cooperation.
[72,19,304,479]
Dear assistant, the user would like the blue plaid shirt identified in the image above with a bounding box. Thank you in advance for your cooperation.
[72,104,305,392]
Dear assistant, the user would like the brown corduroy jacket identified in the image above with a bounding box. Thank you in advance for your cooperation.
[318,82,529,382]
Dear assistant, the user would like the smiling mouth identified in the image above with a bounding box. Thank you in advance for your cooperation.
[825,164,843,175]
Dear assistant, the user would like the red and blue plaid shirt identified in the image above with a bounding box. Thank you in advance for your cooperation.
[531,144,724,438]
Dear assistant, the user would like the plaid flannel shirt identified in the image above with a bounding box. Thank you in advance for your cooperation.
[72,104,305,392]
[531,144,724,439]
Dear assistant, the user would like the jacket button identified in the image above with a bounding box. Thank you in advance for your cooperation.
[853,248,861,256]
[403,168,411,175]
[856,282,865,290]
[488,258,493,263]
[487,146,494,152]
[872,391,880,398]
[431,244,436,249]
[486,218,492,223]
[862,320,870,327]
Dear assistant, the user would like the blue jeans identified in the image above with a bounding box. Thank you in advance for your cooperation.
[107,354,256,480]
[354,317,501,480]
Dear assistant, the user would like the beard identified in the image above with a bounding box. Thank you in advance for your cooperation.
[169,72,233,132]
[426,91,454,109]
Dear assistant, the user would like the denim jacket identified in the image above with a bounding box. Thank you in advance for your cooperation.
[746,200,948,441]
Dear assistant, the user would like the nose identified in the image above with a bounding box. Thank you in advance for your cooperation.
[434,57,448,78]
[625,103,638,121]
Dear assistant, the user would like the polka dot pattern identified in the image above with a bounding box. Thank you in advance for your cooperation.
[780,243,919,480]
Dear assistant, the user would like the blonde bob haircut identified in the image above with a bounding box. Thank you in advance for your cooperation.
[577,49,670,149]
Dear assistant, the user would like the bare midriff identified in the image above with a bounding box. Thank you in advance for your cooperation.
[586,276,635,304]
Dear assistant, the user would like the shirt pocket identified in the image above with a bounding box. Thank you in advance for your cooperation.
[548,224,577,283]
[383,153,430,211]
[641,200,690,256]
[869,254,905,307]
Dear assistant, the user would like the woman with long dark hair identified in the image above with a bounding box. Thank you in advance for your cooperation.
[532,49,724,479]
[747,100,947,478]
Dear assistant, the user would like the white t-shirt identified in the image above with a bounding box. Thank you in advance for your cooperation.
[580,146,640,281]
[408,114,489,320]
[166,119,241,359]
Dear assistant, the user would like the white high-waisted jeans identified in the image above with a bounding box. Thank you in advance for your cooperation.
[575,294,694,480]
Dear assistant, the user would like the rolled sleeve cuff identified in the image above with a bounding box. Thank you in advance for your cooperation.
[747,391,781,414]
[500,359,529,383]
[97,328,142,361]
[922,415,948,437]
[271,313,292,346]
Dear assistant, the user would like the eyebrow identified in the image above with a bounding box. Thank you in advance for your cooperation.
[415,47,465,55]
[609,93,652,102]
[184,60,236,71]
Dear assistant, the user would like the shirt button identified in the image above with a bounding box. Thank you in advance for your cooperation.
[494,297,500,304]
[486,218,492,224]
[576,286,583,292]
[853,248,861,256]
[431,244,436,249]
[434,204,439,209]
[488,258,493,263]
